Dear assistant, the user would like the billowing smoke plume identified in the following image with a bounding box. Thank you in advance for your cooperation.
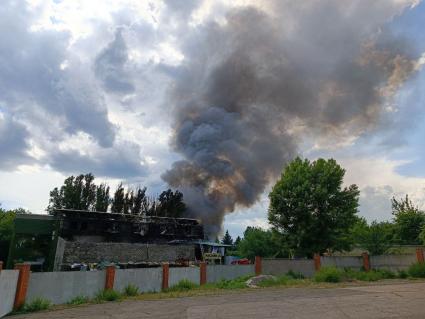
[162,0,422,234]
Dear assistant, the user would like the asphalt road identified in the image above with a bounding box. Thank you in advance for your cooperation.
[13,281,425,319]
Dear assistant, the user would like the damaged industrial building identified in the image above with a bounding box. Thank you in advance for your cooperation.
[6,209,231,271]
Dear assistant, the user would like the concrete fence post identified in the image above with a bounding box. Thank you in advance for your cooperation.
[416,248,424,263]
[13,263,31,310]
[255,256,262,276]
[162,263,169,291]
[105,265,116,290]
[199,262,207,285]
[313,254,321,271]
[362,252,370,272]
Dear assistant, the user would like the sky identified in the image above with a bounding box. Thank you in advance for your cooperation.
[0,0,424,238]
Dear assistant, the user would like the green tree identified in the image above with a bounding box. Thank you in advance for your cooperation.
[234,236,241,248]
[0,205,15,242]
[111,183,125,213]
[221,230,233,245]
[237,227,280,260]
[47,173,97,211]
[132,187,147,215]
[351,218,394,255]
[392,195,425,244]
[268,157,360,257]
[156,189,186,218]
[95,183,110,212]
[123,189,133,215]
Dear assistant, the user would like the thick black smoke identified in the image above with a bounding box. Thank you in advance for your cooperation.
[162,1,420,234]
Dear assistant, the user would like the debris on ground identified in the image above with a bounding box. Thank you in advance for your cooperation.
[246,275,276,288]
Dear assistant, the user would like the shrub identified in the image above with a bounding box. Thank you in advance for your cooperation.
[123,284,139,297]
[95,289,122,302]
[23,298,51,312]
[408,262,425,278]
[378,269,396,279]
[286,270,305,279]
[166,279,198,292]
[342,268,396,282]
[397,270,409,279]
[67,295,89,305]
[314,267,344,283]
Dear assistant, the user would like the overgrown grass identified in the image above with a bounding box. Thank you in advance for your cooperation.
[314,267,345,283]
[166,279,199,292]
[211,275,252,289]
[315,267,400,283]
[408,262,425,278]
[123,284,139,296]
[94,289,122,302]
[67,295,90,305]
[345,269,396,281]
[286,270,305,279]
[22,297,51,312]
[257,275,291,287]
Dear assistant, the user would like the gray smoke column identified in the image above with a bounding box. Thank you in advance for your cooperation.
[162,1,421,234]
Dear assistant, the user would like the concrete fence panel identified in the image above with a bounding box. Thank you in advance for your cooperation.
[370,254,417,271]
[169,267,200,287]
[262,259,316,278]
[0,270,19,317]
[206,265,255,283]
[26,271,106,305]
[321,256,363,269]
[114,267,162,293]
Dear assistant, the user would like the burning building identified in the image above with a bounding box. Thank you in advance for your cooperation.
[7,209,204,271]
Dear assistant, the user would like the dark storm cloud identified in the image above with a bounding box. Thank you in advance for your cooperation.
[0,0,115,150]
[0,114,33,169]
[49,142,146,179]
[94,29,135,94]
[163,1,421,233]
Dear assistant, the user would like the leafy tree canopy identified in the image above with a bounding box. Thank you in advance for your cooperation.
[0,205,30,242]
[391,195,425,245]
[48,173,186,218]
[268,157,360,257]
[237,227,281,260]
[351,218,395,255]
[156,189,186,218]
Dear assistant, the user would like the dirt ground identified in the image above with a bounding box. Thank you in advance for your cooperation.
[13,281,425,319]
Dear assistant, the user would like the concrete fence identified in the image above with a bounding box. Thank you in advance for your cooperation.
[0,269,19,317]
[26,270,106,305]
[262,258,315,277]
[1,249,424,317]
[321,256,363,269]
[0,261,257,317]
[261,248,425,278]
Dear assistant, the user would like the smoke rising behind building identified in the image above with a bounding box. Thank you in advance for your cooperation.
[162,1,423,234]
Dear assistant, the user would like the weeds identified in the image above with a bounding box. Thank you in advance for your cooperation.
[94,289,122,302]
[398,270,409,279]
[23,298,51,312]
[257,275,291,287]
[314,267,345,283]
[408,262,425,278]
[166,279,199,292]
[67,295,90,305]
[123,284,139,296]
[286,270,305,279]
[212,275,252,289]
